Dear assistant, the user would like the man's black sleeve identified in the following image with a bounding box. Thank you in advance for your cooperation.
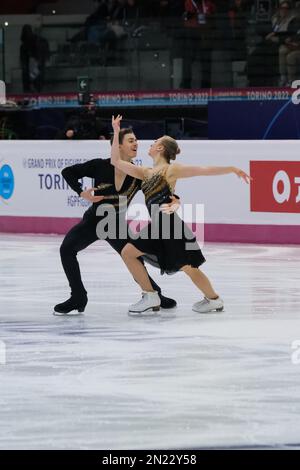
[62,158,103,196]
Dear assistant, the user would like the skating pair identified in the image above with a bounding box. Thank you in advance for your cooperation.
[109,116,249,322]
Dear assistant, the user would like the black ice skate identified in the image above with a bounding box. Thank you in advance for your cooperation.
[53,293,88,316]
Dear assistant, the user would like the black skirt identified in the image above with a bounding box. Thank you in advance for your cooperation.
[130,211,206,275]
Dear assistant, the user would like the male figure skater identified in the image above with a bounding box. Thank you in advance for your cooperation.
[54,128,178,315]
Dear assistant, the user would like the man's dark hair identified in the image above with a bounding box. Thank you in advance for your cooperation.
[110,127,134,145]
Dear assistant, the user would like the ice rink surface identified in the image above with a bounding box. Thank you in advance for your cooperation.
[0,233,300,450]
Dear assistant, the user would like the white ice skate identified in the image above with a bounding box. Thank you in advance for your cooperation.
[192,297,224,314]
[128,291,161,316]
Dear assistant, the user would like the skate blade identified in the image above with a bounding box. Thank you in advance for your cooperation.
[53,311,84,316]
[192,306,224,314]
[128,306,161,317]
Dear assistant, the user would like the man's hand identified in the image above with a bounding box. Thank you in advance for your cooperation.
[112,114,122,132]
[266,32,279,43]
[266,32,275,41]
[160,195,181,214]
[286,40,300,50]
[66,130,74,138]
[80,188,105,203]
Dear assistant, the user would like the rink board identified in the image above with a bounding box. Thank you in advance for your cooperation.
[0,140,299,243]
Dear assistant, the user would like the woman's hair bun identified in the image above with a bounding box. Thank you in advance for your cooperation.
[161,136,180,162]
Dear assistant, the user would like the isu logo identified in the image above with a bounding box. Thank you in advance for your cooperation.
[250,161,300,213]
[0,163,14,202]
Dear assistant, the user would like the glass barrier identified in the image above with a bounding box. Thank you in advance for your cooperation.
[4,3,300,95]
[0,28,4,82]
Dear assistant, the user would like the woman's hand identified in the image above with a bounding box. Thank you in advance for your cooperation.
[80,188,105,203]
[112,114,122,132]
[232,167,252,184]
[160,196,181,214]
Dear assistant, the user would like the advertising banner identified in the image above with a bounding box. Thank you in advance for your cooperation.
[0,140,299,243]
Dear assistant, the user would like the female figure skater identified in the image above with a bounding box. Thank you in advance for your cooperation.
[111,115,251,315]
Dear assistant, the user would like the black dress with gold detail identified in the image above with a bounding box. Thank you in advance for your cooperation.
[131,167,205,274]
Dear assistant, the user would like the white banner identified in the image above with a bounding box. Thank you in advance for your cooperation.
[0,140,299,225]
[0,141,108,218]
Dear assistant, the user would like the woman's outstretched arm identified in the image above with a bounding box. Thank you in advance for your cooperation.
[169,163,251,184]
[111,115,146,180]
